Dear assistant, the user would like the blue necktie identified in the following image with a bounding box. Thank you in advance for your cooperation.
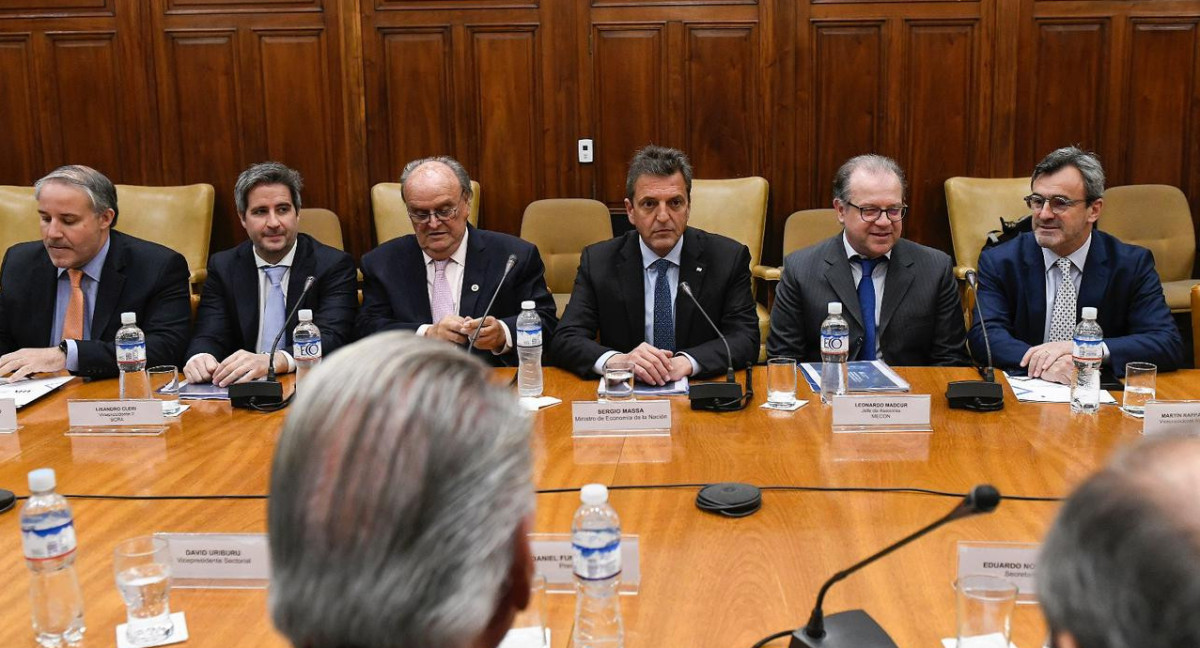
[856,257,878,361]
[259,265,288,353]
[651,258,675,352]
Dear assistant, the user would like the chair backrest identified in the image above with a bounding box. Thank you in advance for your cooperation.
[1099,184,1194,282]
[371,180,480,244]
[115,183,215,285]
[520,199,612,294]
[688,177,769,270]
[0,186,41,266]
[944,176,1029,272]
[298,208,345,251]
[782,209,843,258]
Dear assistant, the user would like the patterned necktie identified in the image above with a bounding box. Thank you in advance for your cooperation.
[61,269,84,342]
[259,265,288,353]
[1048,257,1077,342]
[651,258,675,352]
[430,259,455,322]
[856,257,878,361]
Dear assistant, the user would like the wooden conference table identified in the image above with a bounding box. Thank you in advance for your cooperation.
[0,366,1191,648]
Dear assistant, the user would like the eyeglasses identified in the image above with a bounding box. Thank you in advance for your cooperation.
[407,204,459,224]
[845,201,907,222]
[1024,194,1086,215]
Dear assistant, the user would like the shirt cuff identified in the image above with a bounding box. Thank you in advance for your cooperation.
[64,340,79,373]
[494,320,513,355]
[592,350,619,376]
[677,352,700,376]
[1101,342,1110,362]
[417,324,432,337]
[278,350,296,374]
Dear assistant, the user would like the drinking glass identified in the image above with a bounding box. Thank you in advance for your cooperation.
[766,358,798,405]
[955,574,1017,648]
[148,365,181,417]
[602,360,635,402]
[1122,362,1157,416]
[114,536,174,645]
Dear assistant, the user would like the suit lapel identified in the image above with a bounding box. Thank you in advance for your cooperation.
[877,242,914,338]
[234,243,261,348]
[616,234,644,340]
[459,227,492,318]
[31,251,58,345]
[1022,234,1048,339]
[91,232,126,339]
[286,236,315,314]
[822,238,863,328]
[675,229,704,346]
[1078,232,1110,314]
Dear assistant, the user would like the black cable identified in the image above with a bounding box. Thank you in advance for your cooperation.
[750,629,792,648]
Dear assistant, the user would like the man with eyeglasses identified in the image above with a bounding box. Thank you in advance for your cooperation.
[356,156,556,365]
[767,154,969,365]
[967,146,1181,384]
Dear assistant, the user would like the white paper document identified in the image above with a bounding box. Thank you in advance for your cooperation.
[1004,373,1117,404]
[0,375,73,408]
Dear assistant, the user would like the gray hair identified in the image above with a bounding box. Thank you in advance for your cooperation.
[1032,146,1106,203]
[234,162,303,215]
[625,145,693,201]
[400,156,474,202]
[268,332,534,648]
[34,165,119,226]
[1037,436,1200,648]
[832,154,907,204]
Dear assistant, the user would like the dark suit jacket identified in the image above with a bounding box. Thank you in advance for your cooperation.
[186,234,358,362]
[766,234,969,366]
[356,226,557,367]
[550,228,760,378]
[0,230,191,378]
[967,230,1182,375]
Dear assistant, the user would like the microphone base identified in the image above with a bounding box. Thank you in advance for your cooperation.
[789,610,898,648]
[945,380,1005,412]
[689,381,744,411]
[229,381,283,409]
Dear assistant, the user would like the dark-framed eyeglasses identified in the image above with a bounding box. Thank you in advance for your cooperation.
[1024,194,1086,215]
[407,204,459,224]
[845,200,907,222]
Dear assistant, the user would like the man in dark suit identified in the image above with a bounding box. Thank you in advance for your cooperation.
[767,154,969,366]
[551,145,759,383]
[356,156,556,367]
[184,162,358,387]
[0,165,190,380]
[968,146,1182,383]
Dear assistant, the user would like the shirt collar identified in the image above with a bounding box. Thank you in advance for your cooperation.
[255,240,298,270]
[1041,233,1092,274]
[842,232,892,262]
[639,234,684,269]
[422,227,470,267]
[58,235,111,282]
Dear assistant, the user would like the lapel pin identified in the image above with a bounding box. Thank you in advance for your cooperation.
[697,267,703,272]
[471,284,480,292]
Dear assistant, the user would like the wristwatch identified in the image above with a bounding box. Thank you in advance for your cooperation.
[58,340,68,356]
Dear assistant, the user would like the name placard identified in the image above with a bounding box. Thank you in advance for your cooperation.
[956,542,1039,603]
[158,532,270,588]
[571,400,671,437]
[529,534,641,594]
[67,399,164,433]
[1143,401,1200,436]
[0,398,16,432]
[831,394,931,433]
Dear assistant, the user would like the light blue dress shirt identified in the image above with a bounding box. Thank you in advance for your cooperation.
[51,237,111,372]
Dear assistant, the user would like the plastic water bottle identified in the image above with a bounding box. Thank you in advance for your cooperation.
[116,312,149,399]
[21,468,85,647]
[292,309,322,386]
[1071,306,1104,414]
[820,302,850,404]
[516,300,543,397]
[572,484,624,648]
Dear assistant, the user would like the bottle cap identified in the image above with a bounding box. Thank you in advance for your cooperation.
[1081,307,1097,320]
[581,483,608,505]
[28,468,56,492]
[298,309,313,322]
[121,312,137,325]
[521,300,536,310]
[827,302,842,315]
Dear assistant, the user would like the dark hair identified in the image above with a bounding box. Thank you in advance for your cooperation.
[1032,146,1105,203]
[625,145,693,201]
[831,154,906,203]
[235,162,303,215]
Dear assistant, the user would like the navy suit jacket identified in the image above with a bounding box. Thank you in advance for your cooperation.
[356,226,557,367]
[550,228,760,378]
[186,234,358,362]
[0,230,191,378]
[967,230,1182,375]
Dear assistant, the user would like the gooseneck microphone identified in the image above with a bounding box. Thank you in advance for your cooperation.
[467,254,518,351]
[965,270,996,382]
[679,281,749,411]
[788,485,1002,648]
[230,275,316,410]
[946,270,1005,411]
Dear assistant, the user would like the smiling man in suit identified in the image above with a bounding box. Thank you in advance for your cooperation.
[355,156,556,366]
[550,145,759,384]
[183,162,358,387]
[0,165,191,380]
[767,154,969,366]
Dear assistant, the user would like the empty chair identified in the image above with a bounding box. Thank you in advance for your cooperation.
[298,208,345,251]
[371,180,480,244]
[115,183,215,292]
[1100,184,1199,313]
[0,186,41,280]
[520,199,613,317]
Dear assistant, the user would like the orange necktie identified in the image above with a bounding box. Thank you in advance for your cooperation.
[61,269,84,342]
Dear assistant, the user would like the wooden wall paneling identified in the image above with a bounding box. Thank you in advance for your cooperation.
[683,23,760,180]
[992,0,1022,177]
[0,1,113,18]
[1122,19,1198,188]
[0,35,42,184]
[760,0,797,266]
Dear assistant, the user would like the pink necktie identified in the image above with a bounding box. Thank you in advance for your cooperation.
[430,259,454,322]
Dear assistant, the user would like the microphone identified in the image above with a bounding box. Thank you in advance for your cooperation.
[230,275,316,409]
[678,281,746,411]
[946,270,1004,411]
[788,485,1002,648]
[467,254,518,352]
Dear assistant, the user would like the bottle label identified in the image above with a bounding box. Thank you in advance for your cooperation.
[572,535,621,580]
[294,339,322,360]
[1072,339,1103,360]
[116,341,146,364]
[820,333,848,355]
[21,519,77,561]
[517,326,542,348]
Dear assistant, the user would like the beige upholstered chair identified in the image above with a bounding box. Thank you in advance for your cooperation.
[371,180,480,244]
[115,184,215,292]
[757,208,844,284]
[688,177,770,362]
[0,186,41,279]
[1099,184,1199,313]
[944,177,1030,279]
[520,199,613,317]
[298,208,345,251]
